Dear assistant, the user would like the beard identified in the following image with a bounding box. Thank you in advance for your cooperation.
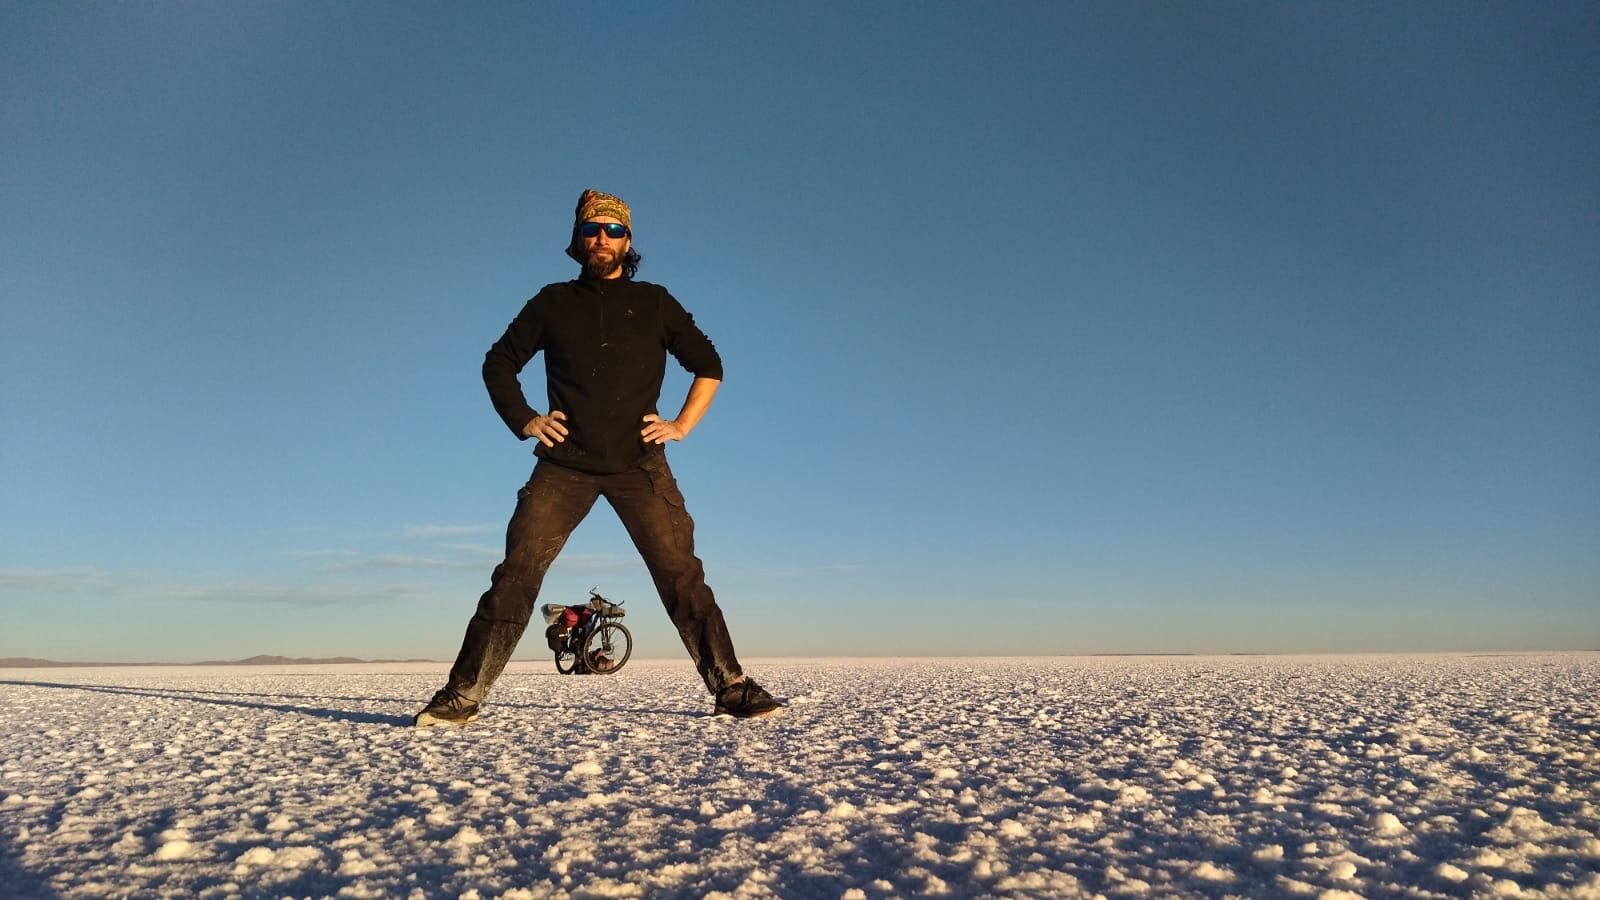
[582,243,625,278]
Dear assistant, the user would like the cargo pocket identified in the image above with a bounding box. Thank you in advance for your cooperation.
[639,457,694,554]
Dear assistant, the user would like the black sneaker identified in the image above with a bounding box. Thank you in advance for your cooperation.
[414,688,479,727]
[714,679,784,719]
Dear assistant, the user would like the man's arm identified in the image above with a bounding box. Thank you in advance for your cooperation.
[641,376,720,444]
[647,287,723,444]
[483,295,546,439]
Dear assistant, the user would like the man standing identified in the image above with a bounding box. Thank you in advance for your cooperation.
[415,189,781,725]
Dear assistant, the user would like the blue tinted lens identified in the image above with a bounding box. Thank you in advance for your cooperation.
[581,222,628,239]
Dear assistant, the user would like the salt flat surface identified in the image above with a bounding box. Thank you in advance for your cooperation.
[2,654,1597,899]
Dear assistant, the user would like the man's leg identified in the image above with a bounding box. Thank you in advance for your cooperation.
[604,455,744,695]
[443,462,600,702]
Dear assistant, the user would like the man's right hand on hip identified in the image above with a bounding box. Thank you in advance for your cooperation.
[523,411,570,447]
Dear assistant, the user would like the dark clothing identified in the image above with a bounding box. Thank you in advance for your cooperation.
[483,275,723,475]
[445,456,743,700]
[446,275,741,702]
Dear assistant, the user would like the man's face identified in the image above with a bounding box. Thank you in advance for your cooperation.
[580,215,630,278]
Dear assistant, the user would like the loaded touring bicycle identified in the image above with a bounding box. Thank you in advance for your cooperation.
[543,589,633,675]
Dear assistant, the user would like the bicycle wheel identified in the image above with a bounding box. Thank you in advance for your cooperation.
[581,621,632,675]
[555,632,581,674]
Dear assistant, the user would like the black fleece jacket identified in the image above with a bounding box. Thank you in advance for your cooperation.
[482,275,724,474]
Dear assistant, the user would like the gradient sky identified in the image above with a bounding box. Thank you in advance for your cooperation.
[3,3,1596,662]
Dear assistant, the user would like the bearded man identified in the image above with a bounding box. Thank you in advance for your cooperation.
[415,189,781,725]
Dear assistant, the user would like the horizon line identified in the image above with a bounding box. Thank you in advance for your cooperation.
[4,647,1598,669]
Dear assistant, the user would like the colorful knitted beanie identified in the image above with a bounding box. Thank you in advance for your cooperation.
[575,189,631,229]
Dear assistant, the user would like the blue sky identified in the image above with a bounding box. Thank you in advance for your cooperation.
[3,3,1596,662]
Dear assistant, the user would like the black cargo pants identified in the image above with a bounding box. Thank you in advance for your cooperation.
[444,454,743,701]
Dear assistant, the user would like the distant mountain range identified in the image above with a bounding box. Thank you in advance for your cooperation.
[0,655,437,668]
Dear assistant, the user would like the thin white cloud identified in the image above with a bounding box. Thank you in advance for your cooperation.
[392,524,501,540]
[437,543,502,559]
[0,567,120,594]
[321,554,486,573]
[0,567,453,608]
[716,562,867,578]
[0,549,713,609]
[166,581,441,607]
[548,553,642,575]
[313,548,643,575]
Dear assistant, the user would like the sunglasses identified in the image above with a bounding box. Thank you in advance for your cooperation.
[580,221,630,239]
